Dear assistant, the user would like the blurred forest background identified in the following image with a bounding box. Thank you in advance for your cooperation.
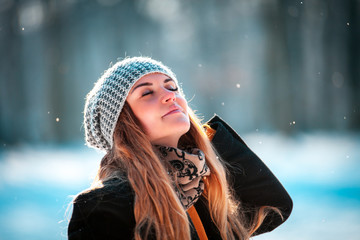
[0,0,360,240]
[0,0,359,147]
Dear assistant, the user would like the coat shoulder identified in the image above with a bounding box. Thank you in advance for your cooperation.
[74,178,133,205]
[68,178,136,240]
[205,115,293,235]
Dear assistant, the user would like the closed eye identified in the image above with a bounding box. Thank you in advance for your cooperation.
[168,87,178,92]
[141,85,177,97]
[141,90,153,97]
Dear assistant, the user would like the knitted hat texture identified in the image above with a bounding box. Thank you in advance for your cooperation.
[84,57,179,152]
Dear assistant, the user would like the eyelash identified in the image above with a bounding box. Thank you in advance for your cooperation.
[142,91,153,97]
[141,87,178,97]
[169,87,178,92]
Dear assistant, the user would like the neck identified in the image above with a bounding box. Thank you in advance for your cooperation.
[151,136,180,148]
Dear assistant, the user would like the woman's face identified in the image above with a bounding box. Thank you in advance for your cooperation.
[126,73,190,147]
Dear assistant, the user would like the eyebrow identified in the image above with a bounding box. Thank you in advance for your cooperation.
[131,78,175,94]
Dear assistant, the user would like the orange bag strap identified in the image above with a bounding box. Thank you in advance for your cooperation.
[187,205,208,240]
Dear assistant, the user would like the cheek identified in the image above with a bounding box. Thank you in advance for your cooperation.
[132,103,158,132]
[177,96,189,114]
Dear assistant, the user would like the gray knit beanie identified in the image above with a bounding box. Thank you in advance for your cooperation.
[84,57,180,152]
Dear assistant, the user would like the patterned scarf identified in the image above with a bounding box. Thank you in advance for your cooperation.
[157,146,211,209]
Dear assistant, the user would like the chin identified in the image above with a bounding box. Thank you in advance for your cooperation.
[179,122,191,135]
[164,119,191,140]
[174,116,191,131]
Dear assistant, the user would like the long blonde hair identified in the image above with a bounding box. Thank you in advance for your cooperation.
[94,102,278,239]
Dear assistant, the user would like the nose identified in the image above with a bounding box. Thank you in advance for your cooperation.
[161,88,176,103]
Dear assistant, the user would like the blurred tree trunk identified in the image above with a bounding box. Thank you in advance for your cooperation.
[0,1,26,145]
[348,0,360,129]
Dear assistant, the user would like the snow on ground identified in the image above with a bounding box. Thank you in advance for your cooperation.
[0,132,359,240]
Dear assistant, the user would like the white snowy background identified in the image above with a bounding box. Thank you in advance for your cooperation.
[0,131,359,240]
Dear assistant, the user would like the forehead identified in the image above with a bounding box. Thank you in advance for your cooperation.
[136,73,173,84]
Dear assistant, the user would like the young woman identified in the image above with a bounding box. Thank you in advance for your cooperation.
[68,57,292,240]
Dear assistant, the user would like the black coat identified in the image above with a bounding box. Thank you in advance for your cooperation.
[68,115,293,239]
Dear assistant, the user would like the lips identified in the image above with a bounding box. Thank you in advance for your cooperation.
[162,105,183,118]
